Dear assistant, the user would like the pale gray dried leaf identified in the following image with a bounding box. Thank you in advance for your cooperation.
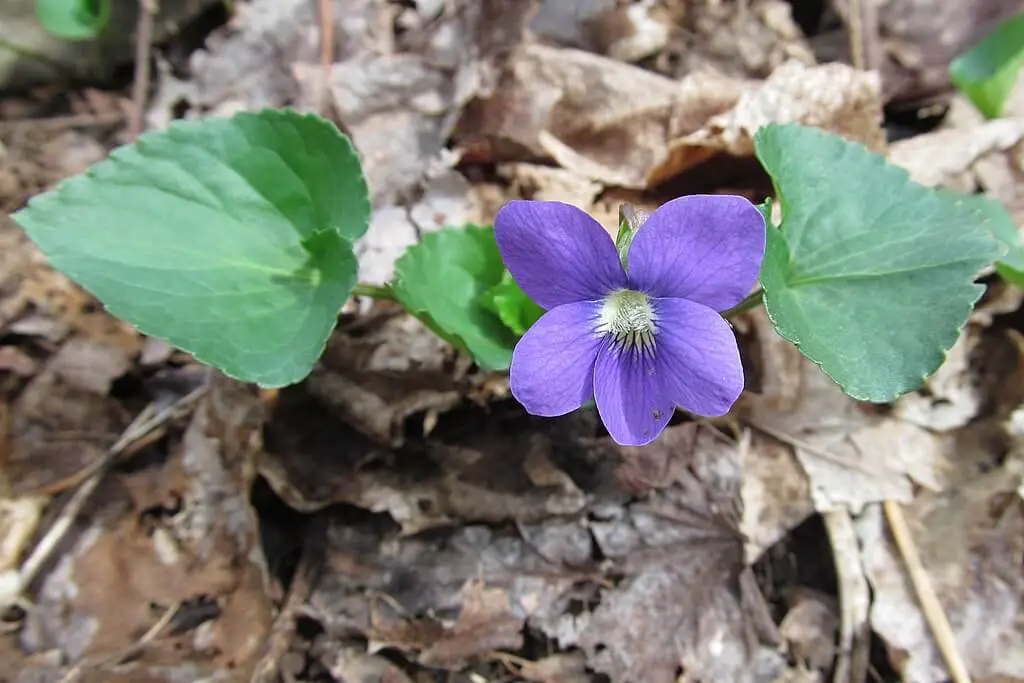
[184,0,375,112]
[894,328,983,432]
[738,311,953,512]
[778,589,839,671]
[579,427,784,683]
[650,60,884,184]
[738,430,814,564]
[457,43,680,189]
[666,0,814,79]
[832,0,1021,106]
[857,453,1024,682]
[354,170,481,285]
[307,519,586,666]
[888,118,1024,191]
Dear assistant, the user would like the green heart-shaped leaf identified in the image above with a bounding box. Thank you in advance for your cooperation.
[14,108,370,387]
[392,225,518,370]
[755,123,1002,402]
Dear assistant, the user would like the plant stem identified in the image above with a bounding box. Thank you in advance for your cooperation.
[350,282,395,300]
[723,288,764,319]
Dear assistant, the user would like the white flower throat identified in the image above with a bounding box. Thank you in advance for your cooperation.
[598,289,657,352]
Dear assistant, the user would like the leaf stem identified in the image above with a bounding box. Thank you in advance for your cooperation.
[723,288,764,319]
[350,282,396,301]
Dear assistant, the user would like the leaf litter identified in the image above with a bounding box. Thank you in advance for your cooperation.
[1,0,1024,681]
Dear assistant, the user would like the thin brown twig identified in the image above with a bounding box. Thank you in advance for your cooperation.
[318,0,333,68]
[128,0,157,140]
[882,500,973,683]
[847,0,882,72]
[316,0,334,115]
[57,601,181,683]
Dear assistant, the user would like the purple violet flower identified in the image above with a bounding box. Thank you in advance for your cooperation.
[495,195,766,446]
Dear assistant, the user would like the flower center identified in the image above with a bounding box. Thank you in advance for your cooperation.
[598,289,657,353]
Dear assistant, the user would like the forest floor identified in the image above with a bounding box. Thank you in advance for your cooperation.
[0,1,1023,682]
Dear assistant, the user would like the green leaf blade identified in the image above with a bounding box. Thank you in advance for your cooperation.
[938,189,1024,287]
[481,271,544,337]
[35,0,110,40]
[14,108,369,387]
[949,13,1024,119]
[392,225,519,370]
[754,123,1002,402]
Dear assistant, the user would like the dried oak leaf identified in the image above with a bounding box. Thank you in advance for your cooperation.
[19,374,274,681]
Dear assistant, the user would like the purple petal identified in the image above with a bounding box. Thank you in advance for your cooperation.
[651,297,744,416]
[592,297,744,446]
[594,345,674,446]
[628,194,765,311]
[496,200,627,309]
[509,301,603,416]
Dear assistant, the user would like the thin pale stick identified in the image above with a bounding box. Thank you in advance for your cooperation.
[883,499,972,683]
[128,0,157,140]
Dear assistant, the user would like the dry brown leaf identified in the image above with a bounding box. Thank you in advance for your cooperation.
[416,580,524,667]
[664,0,814,79]
[832,0,1021,106]
[302,315,460,448]
[515,652,591,683]
[457,42,681,189]
[857,451,1024,682]
[738,429,814,564]
[260,385,586,531]
[579,426,784,683]
[650,60,885,185]
[888,117,1024,192]
[738,310,954,512]
[496,163,603,207]
[778,589,838,671]
[7,337,132,497]
[19,374,274,680]
[307,518,586,668]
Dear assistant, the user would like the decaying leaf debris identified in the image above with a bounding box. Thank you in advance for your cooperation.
[2,0,1024,682]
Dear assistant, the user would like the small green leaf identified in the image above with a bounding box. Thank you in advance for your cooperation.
[754,123,1002,402]
[481,271,544,336]
[35,0,110,40]
[393,225,518,370]
[938,189,1024,287]
[615,204,650,272]
[14,108,370,387]
[949,13,1024,119]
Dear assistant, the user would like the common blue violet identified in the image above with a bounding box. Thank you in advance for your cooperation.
[495,195,766,446]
